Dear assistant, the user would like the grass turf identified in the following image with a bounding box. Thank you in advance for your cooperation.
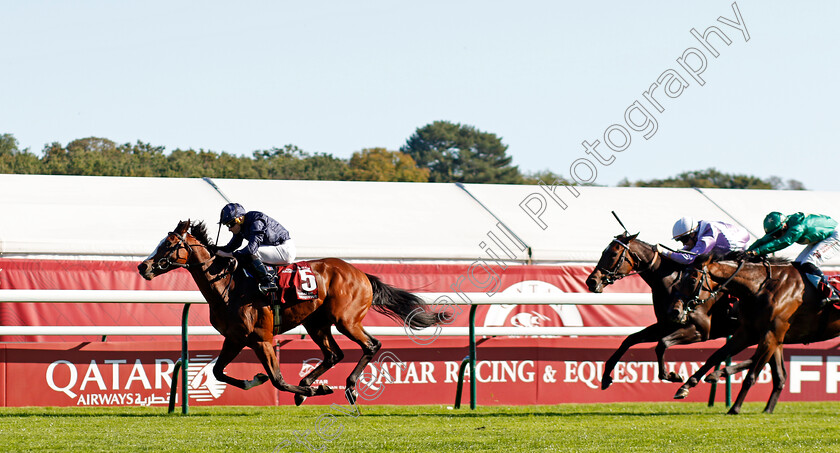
[1,402,839,452]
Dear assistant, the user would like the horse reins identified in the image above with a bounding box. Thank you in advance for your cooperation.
[685,260,745,312]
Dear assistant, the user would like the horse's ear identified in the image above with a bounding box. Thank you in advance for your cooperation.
[176,220,190,235]
[627,232,639,241]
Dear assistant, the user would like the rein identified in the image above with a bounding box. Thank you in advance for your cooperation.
[685,260,745,312]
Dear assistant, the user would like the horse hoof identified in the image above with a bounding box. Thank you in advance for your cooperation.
[294,394,306,406]
[674,387,689,399]
[666,372,683,383]
[704,373,721,383]
[245,373,269,390]
[345,388,358,406]
[317,383,333,396]
[601,376,613,390]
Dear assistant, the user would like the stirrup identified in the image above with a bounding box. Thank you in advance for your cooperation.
[258,281,278,295]
[819,295,840,309]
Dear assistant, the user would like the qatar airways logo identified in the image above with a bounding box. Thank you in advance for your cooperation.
[45,354,226,406]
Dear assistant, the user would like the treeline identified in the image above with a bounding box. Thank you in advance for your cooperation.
[0,121,805,189]
[0,121,560,184]
[618,168,805,190]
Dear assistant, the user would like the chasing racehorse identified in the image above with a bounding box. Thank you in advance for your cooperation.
[669,254,840,414]
[137,220,444,406]
[585,232,737,389]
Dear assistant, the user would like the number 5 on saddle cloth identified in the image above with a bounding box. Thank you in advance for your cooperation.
[249,262,318,334]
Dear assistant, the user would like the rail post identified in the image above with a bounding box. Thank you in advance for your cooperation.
[468,305,477,410]
[180,303,190,414]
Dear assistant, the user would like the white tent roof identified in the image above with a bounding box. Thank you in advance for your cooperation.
[1,174,838,266]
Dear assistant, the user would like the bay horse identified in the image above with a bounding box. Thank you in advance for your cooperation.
[585,233,737,389]
[669,254,840,414]
[137,220,443,406]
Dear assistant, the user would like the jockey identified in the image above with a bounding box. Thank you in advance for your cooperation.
[747,211,840,307]
[216,202,297,295]
[657,217,751,265]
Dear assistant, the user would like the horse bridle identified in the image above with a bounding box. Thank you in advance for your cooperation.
[681,260,745,312]
[152,231,211,271]
[594,238,653,285]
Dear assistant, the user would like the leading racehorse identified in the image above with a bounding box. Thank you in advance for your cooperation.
[669,254,840,414]
[585,232,737,389]
[137,220,444,406]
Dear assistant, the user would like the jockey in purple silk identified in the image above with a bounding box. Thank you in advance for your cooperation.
[657,217,751,265]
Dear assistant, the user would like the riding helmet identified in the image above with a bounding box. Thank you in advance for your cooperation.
[219,202,246,225]
[672,216,697,240]
[763,211,786,235]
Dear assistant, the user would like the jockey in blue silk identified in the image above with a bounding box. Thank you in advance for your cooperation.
[657,217,751,265]
[216,202,297,295]
[747,211,840,307]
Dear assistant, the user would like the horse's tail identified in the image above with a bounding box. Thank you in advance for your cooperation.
[367,274,442,330]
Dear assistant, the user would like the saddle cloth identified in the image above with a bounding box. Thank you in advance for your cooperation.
[829,276,840,309]
[267,261,318,335]
[267,261,319,302]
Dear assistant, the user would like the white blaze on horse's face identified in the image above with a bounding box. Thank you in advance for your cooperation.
[144,238,166,262]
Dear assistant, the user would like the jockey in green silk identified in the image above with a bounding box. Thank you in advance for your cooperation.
[748,212,840,307]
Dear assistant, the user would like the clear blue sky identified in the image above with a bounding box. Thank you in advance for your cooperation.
[3,1,839,190]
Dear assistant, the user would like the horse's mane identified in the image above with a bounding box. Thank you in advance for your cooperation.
[189,221,215,246]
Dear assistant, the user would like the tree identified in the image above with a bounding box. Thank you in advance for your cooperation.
[0,133,40,174]
[400,121,522,183]
[521,169,576,186]
[348,148,429,182]
[618,168,806,190]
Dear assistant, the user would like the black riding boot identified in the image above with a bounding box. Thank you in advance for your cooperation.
[240,254,278,295]
[798,262,840,308]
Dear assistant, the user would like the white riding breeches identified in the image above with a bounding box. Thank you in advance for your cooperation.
[257,239,297,265]
[795,230,840,266]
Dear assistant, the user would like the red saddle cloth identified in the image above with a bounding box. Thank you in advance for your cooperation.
[269,261,318,303]
[829,277,840,309]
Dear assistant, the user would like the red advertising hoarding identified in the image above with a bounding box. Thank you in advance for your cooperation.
[3,337,840,407]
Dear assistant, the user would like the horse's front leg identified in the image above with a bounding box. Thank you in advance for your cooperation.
[728,335,781,415]
[762,348,786,414]
[251,340,329,397]
[601,324,665,389]
[656,325,702,383]
[213,338,269,390]
[294,322,341,406]
[674,333,751,399]
[704,359,752,383]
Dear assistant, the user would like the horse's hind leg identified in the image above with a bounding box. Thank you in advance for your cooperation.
[213,338,269,390]
[294,322,343,406]
[334,322,381,405]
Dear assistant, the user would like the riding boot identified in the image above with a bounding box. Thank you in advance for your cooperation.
[799,262,840,308]
[249,257,278,295]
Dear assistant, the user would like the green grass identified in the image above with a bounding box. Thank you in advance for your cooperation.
[1,403,840,452]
